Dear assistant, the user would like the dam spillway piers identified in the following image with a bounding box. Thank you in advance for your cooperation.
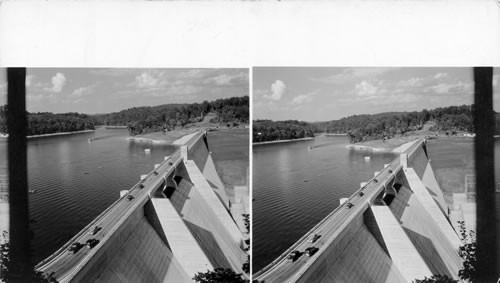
[35,131,248,282]
[255,139,463,283]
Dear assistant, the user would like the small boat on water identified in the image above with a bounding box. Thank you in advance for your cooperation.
[28,189,37,194]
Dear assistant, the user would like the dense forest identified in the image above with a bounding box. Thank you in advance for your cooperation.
[254,105,483,143]
[93,96,249,135]
[0,96,249,136]
[0,106,96,136]
[253,120,316,143]
[314,105,474,143]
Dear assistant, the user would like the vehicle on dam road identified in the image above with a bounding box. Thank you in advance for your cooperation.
[86,239,100,249]
[287,251,301,262]
[305,247,319,257]
[346,202,354,208]
[308,233,320,243]
[68,242,83,254]
[87,226,101,235]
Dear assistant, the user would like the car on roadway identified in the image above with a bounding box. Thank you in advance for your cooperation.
[86,238,100,249]
[287,251,300,262]
[305,247,319,257]
[87,226,102,235]
[68,242,83,254]
[346,202,354,208]
[127,195,135,201]
[308,233,320,243]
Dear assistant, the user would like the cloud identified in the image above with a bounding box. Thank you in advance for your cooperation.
[71,86,94,98]
[355,80,381,97]
[428,81,472,94]
[291,94,313,105]
[177,69,204,79]
[434,72,448,79]
[45,73,66,92]
[264,80,286,100]
[135,72,159,88]
[205,72,247,86]
[397,77,423,88]
[311,67,396,84]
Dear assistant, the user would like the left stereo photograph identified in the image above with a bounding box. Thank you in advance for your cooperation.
[0,68,250,282]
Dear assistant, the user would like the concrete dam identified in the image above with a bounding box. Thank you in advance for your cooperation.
[35,131,248,282]
[255,139,463,283]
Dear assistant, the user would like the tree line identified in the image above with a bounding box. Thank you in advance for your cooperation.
[253,105,489,143]
[93,96,249,136]
[314,105,475,143]
[0,106,96,136]
[253,120,316,142]
[0,96,249,137]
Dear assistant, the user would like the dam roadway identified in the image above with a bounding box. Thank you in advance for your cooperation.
[35,132,201,281]
[254,140,422,283]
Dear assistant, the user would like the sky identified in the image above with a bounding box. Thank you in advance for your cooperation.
[0,68,248,114]
[253,67,500,122]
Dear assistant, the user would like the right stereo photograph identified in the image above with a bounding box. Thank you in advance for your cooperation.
[252,67,499,282]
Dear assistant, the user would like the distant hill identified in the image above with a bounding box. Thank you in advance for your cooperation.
[312,105,475,143]
[0,96,249,136]
[92,96,248,136]
[254,105,489,144]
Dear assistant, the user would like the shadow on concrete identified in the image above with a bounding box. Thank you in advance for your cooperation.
[364,208,390,256]
[184,221,231,269]
[403,227,453,278]
[389,185,412,221]
[144,199,171,250]
[408,147,427,180]
[169,178,193,215]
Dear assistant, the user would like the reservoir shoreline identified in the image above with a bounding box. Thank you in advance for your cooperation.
[0,129,95,139]
[253,137,314,146]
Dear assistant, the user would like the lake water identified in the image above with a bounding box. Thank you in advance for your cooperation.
[0,128,247,265]
[252,135,397,272]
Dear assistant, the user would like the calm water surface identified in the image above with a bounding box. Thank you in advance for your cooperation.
[253,136,397,272]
